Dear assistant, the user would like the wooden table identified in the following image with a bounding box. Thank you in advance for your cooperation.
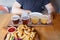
[0,14,60,40]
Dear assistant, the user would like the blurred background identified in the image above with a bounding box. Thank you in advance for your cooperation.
[51,0,60,13]
[0,0,15,13]
[0,0,60,13]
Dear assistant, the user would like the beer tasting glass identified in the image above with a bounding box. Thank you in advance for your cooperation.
[21,13,30,25]
[40,15,51,24]
[11,15,20,24]
[29,12,42,24]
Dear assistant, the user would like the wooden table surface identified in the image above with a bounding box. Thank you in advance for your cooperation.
[0,14,60,40]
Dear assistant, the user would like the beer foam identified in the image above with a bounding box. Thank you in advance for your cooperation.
[29,12,43,19]
[22,16,29,20]
[21,13,30,20]
[11,15,20,20]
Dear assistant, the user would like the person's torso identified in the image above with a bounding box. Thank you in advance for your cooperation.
[21,0,45,12]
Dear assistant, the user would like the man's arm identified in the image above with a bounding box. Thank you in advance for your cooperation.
[45,3,55,14]
[11,1,31,14]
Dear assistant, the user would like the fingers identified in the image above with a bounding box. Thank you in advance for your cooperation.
[24,10,31,14]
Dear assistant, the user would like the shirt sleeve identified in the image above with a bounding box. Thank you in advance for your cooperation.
[42,0,50,6]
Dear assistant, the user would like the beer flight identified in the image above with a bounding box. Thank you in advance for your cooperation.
[4,12,52,40]
[11,12,52,26]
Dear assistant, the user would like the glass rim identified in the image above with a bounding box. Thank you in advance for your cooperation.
[11,15,20,20]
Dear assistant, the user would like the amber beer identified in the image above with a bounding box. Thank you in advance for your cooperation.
[31,16,39,24]
[21,13,30,25]
[41,18,48,24]
[40,15,49,24]
[11,15,20,24]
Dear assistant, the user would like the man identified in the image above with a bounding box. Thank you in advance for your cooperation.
[11,0,55,14]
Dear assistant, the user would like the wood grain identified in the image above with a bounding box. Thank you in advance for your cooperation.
[0,13,60,40]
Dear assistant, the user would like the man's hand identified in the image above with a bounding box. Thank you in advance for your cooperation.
[11,1,31,15]
[45,3,55,14]
[24,10,31,14]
